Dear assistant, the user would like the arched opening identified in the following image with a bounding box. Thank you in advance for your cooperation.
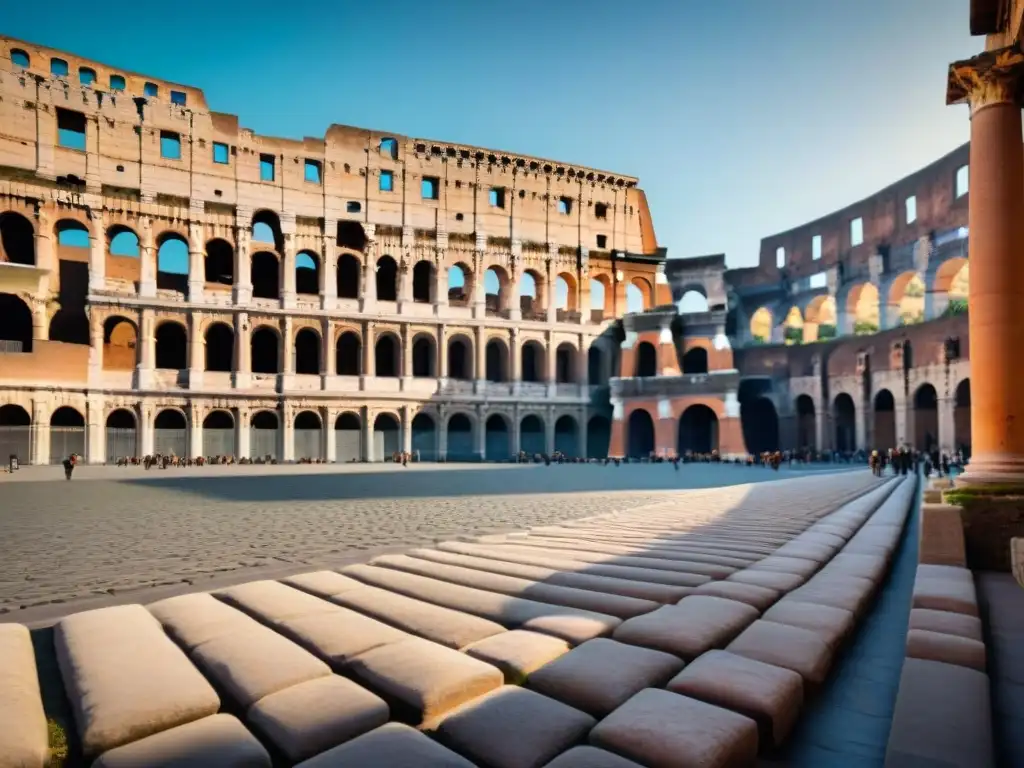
[740,398,779,454]
[154,322,187,370]
[782,306,804,345]
[374,333,400,377]
[587,414,610,459]
[156,233,189,294]
[795,395,817,450]
[750,307,772,343]
[295,251,320,296]
[49,222,91,345]
[251,327,280,374]
[682,347,709,374]
[588,346,605,385]
[521,340,545,383]
[153,409,188,458]
[0,212,35,266]
[376,255,398,302]
[412,261,433,303]
[102,316,137,370]
[679,405,719,454]
[250,410,280,461]
[293,328,321,376]
[590,275,611,321]
[520,414,545,456]
[678,289,709,314]
[411,335,435,378]
[334,412,361,462]
[834,393,857,453]
[337,254,361,299]
[294,410,324,461]
[252,210,283,252]
[447,413,475,462]
[337,221,367,252]
[202,410,236,458]
[627,409,655,458]
[486,338,509,382]
[848,282,881,334]
[204,323,234,372]
[373,413,400,460]
[485,266,511,314]
[411,413,437,461]
[447,336,472,380]
[0,404,32,464]
[448,263,472,306]
[625,283,644,314]
[954,379,971,457]
[555,343,576,383]
[105,408,137,462]
[0,293,34,353]
[108,226,140,260]
[913,383,939,452]
[336,331,361,376]
[49,406,86,464]
[934,259,969,317]
[635,342,657,377]
[891,272,925,326]
[251,251,280,300]
[485,414,511,461]
[803,295,837,342]
[204,239,234,286]
[556,273,577,313]
[873,389,897,450]
[520,270,542,315]
[48,302,90,346]
[554,415,578,457]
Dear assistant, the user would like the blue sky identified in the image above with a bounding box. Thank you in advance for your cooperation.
[19,0,978,298]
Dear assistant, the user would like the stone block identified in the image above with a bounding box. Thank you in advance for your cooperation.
[917,563,974,583]
[543,746,645,768]
[282,571,365,599]
[247,675,389,762]
[276,608,408,669]
[908,608,983,641]
[906,629,986,672]
[433,686,596,768]
[761,601,855,650]
[56,604,220,757]
[148,593,253,651]
[0,623,48,768]
[726,569,806,593]
[822,552,888,582]
[528,638,684,717]
[726,620,833,686]
[589,688,758,768]
[294,723,475,768]
[216,580,337,623]
[461,630,570,684]
[692,580,779,611]
[613,596,759,660]
[345,636,502,724]
[773,541,839,563]
[92,714,270,768]
[745,556,821,578]
[785,574,876,616]
[912,575,979,617]
[667,649,803,747]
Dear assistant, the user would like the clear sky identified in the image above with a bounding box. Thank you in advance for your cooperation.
[7,0,979,273]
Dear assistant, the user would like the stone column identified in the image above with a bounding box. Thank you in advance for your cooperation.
[363,406,375,462]
[361,241,377,312]
[545,261,557,324]
[437,324,448,379]
[321,223,337,310]
[137,309,155,389]
[87,213,105,293]
[281,317,294,390]
[578,335,590,390]
[30,402,48,465]
[188,404,202,459]
[511,406,522,456]
[325,408,337,462]
[234,220,253,305]
[948,49,1024,485]
[939,395,956,454]
[896,398,910,448]
[234,312,250,389]
[402,407,413,454]
[475,407,487,460]
[577,413,588,459]
[87,313,103,387]
[401,323,412,385]
[188,221,204,302]
[546,334,557,397]
[434,245,448,315]
[578,251,591,321]
[140,404,154,457]
[362,321,376,385]
[473,239,487,318]
[282,407,295,462]
[138,217,156,298]
[86,396,104,464]
[282,233,296,309]
[608,399,625,458]
[438,411,449,460]
[510,329,522,391]
[545,409,556,454]
[474,325,486,382]
[323,319,335,390]
[188,313,204,390]
[236,406,251,459]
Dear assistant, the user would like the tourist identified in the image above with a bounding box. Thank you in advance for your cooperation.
[62,454,75,480]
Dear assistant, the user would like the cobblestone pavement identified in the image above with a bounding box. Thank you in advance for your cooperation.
[0,463,858,616]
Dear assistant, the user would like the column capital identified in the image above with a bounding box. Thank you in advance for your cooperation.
[947,44,1024,113]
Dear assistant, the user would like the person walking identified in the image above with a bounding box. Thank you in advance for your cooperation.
[63,453,75,480]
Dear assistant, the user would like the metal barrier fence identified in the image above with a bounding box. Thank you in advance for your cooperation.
[49,427,86,464]
[106,428,137,462]
[294,428,324,460]
[411,429,437,461]
[153,428,188,458]
[373,428,400,461]
[203,428,236,458]
[250,428,279,460]
[335,429,360,462]
[0,426,32,465]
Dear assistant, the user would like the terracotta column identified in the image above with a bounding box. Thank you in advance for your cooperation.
[947,47,1024,486]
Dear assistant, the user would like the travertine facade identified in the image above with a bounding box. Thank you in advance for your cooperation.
[0,36,671,465]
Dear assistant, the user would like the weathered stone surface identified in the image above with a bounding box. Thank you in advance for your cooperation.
[56,604,220,757]
[917,563,975,583]
[215,580,338,623]
[726,568,806,592]
[589,688,758,768]
[0,623,48,768]
[434,686,596,768]
[92,714,270,768]
[906,629,987,672]
[908,608,983,642]
[542,746,646,768]
[462,630,570,684]
[345,636,502,724]
[785,574,876,616]
[294,723,476,768]
[761,601,856,650]
[247,675,389,762]
[667,649,803,747]
[691,580,779,611]
[919,504,968,567]
[148,593,254,651]
[282,571,366,600]
[727,620,833,686]
[275,609,408,669]
[527,638,684,717]
[745,556,821,578]
[912,575,979,616]
[613,596,759,659]
[823,552,888,582]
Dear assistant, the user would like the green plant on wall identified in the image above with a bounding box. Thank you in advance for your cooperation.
[943,298,968,317]
[817,323,837,341]
[854,320,878,335]
[900,311,924,326]
[784,326,804,344]
[750,335,767,345]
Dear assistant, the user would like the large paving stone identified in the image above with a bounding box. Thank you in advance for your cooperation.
[726,568,806,593]
[527,638,683,717]
[434,685,596,768]
[215,580,338,623]
[589,688,758,768]
[275,608,408,669]
[542,746,645,768]
[56,604,220,757]
[613,595,759,659]
[346,636,502,724]
[462,630,570,684]
[821,552,888,582]
[667,649,803,747]
[0,623,48,768]
[906,628,987,672]
[148,593,254,650]
[691,580,779,611]
[92,714,270,768]
[281,571,366,599]
[247,675,389,762]
[908,608,983,642]
[912,574,979,617]
[784,573,876,616]
[726,620,833,686]
[761,600,856,650]
[294,723,475,767]
[745,555,821,578]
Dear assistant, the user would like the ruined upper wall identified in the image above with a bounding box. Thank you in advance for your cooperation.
[0,36,653,255]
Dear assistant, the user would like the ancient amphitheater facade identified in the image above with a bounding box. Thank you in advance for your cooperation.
[0,37,672,465]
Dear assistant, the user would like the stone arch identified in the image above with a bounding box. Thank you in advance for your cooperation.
[153,408,188,457]
[373,412,401,459]
[682,347,709,374]
[411,412,437,461]
[795,395,816,450]
[204,238,234,286]
[374,331,401,377]
[521,340,546,383]
[587,413,610,459]
[337,253,361,299]
[485,413,512,461]
[627,408,655,458]
[376,255,398,302]
[411,333,436,378]
[156,231,189,295]
[520,269,545,314]
[486,337,509,382]
[0,293,34,353]
[740,398,779,454]
[251,210,283,252]
[781,306,804,345]
[635,341,657,377]
[448,262,473,306]
[105,408,137,462]
[204,322,234,372]
[804,295,837,342]
[554,414,579,456]
[103,315,138,370]
[556,272,577,312]
[251,251,280,300]
[847,282,880,332]
[555,342,576,383]
[106,225,141,289]
[295,250,320,296]
[447,334,473,380]
[913,383,938,452]
[678,288,709,313]
[590,273,612,316]
[889,271,925,326]
[833,393,857,452]
[412,260,433,303]
[629,276,653,312]
[335,411,361,462]
[294,410,324,460]
[873,389,896,450]
[485,265,512,313]
[933,257,969,316]
[154,320,188,370]
[202,409,236,457]
[954,379,971,456]
[446,412,476,461]
[49,405,86,464]
[679,404,719,455]
[293,326,321,375]
[0,211,35,266]
[336,221,367,253]
[0,403,32,465]
[750,307,772,343]
[520,413,545,456]
[336,330,361,376]
[251,325,280,374]
[249,409,280,460]
[588,345,606,385]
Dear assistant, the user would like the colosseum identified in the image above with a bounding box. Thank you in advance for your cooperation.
[0,35,971,465]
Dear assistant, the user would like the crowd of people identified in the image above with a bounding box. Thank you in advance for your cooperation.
[869,447,966,478]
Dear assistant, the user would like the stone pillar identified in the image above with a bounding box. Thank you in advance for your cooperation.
[948,50,1024,485]
[188,404,202,459]
[546,334,557,397]
[437,325,448,379]
[362,321,376,384]
[31,402,48,465]
[473,240,487,319]
[86,397,104,464]
[188,221,204,302]
[401,323,412,384]
[140,404,154,457]
[281,317,294,390]
[402,407,413,454]
[475,408,487,459]
[895,397,909,448]
[236,406,251,459]
[939,395,956,454]
[321,223,337,310]
[511,407,522,456]
[137,309,155,389]
[87,214,105,293]
[546,248,557,323]
[188,313,204,390]
[658,325,678,375]
[323,319,335,390]
[577,413,588,459]
[474,325,486,382]
[234,219,253,305]
[138,217,156,298]
[325,408,337,462]
[234,312,250,389]
[578,335,589,390]
[282,407,295,462]
[608,399,625,458]
[510,329,522,388]
[434,246,448,315]
[363,406,375,462]
[438,413,449,460]
[87,313,103,387]
[282,233,296,309]
[545,409,556,454]
[361,242,378,313]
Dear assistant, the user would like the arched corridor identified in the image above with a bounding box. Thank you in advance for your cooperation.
[411,413,437,460]
[373,413,400,460]
[555,344,576,384]
[105,409,137,461]
[295,252,319,296]
[203,410,235,457]
[635,342,657,377]
[834,394,857,453]
[337,254,360,299]
[521,341,544,383]
[251,327,280,374]
[679,405,718,454]
[411,336,435,378]
[250,410,280,460]
[204,323,234,372]
[0,293,33,353]
[49,406,86,463]
[485,414,511,460]
[740,398,779,454]
[294,410,324,460]
[520,414,545,456]
[204,239,234,286]
[486,339,509,382]
[155,322,187,370]
[0,404,31,464]
[153,409,188,457]
[447,337,472,380]
[795,395,816,450]
[251,251,280,300]
[446,413,475,461]
[627,409,655,458]
[873,390,896,450]
[334,412,361,462]
[293,328,321,376]
[554,415,578,457]
[588,346,606,386]
[376,256,398,302]
[913,383,938,452]
[682,347,709,374]
[336,332,361,376]
[103,317,137,370]
[587,414,610,459]
[412,261,433,303]
[375,334,400,377]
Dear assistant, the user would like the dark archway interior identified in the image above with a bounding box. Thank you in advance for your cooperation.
[295,411,322,430]
[204,410,234,430]
[337,254,360,299]
[375,335,399,377]
[251,328,279,374]
[0,404,31,426]
[337,221,367,252]
[522,343,542,382]
[635,342,657,377]
[336,332,361,376]
[50,249,90,345]
[587,414,610,458]
[486,340,507,382]
[251,252,280,300]
[556,346,574,383]
[874,389,897,451]
[205,323,234,372]
[412,337,434,377]
[294,329,321,375]
[296,252,320,295]
[834,395,857,452]
[376,256,398,302]
[155,323,187,370]
[154,409,186,430]
[449,413,472,432]
[448,339,470,380]
[679,405,718,454]
[251,410,278,429]
[374,413,400,432]
[51,406,85,427]
[336,413,360,430]
[0,212,35,265]
[682,347,709,374]
[106,409,135,429]
[588,346,604,385]
[412,261,432,303]
[0,293,33,352]
[796,395,816,450]
[627,410,655,457]
[914,384,939,452]
[740,398,779,454]
[520,414,544,455]
[205,239,234,285]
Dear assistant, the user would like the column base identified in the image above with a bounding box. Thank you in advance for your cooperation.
[189,282,204,303]
[139,281,157,298]
[89,277,107,294]
[234,285,253,305]
[282,292,296,310]
[188,369,204,390]
[956,454,1024,489]
[321,294,336,311]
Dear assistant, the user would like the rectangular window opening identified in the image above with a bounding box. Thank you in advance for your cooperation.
[213,142,230,164]
[304,159,322,184]
[259,154,276,182]
[56,108,86,151]
[905,195,917,224]
[775,246,785,269]
[109,74,126,91]
[489,187,506,208]
[422,176,439,200]
[379,170,394,192]
[595,203,608,219]
[850,217,863,247]
[955,165,969,198]
[811,234,822,260]
[596,234,607,249]
[558,196,573,215]
[160,130,181,160]
[170,90,187,106]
